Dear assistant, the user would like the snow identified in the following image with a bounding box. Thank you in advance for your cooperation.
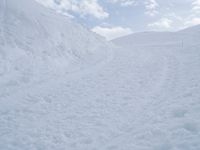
[1,0,200,150]
[0,0,111,93]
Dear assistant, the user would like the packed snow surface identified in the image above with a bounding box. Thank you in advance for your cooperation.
[1,0,200,150]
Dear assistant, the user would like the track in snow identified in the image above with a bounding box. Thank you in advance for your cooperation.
[1,39,200,150]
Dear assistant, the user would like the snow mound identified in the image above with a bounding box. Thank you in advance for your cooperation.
[0,0,110,87]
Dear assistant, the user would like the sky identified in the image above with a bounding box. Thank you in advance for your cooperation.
[36,0,200,40]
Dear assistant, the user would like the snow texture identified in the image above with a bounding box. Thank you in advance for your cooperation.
[0,0,200,150]
[0,0,111,93]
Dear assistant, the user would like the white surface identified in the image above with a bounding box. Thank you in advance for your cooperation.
[0,0,110,91]
[0,0,200,150]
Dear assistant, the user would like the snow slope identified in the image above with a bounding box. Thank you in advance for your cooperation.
[113,26,200,47]
[0,0,111,91]
[179,24,200,34]
[111,27,200,150]
[1,0,200,149]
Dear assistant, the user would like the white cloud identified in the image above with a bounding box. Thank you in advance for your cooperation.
[190,17,200,25]
[77,0,109,19]
[148,18,173,30]
[109,0,136,6]
[192,0,200,13]
[185,17,200,26]
[182,1,200,28]
[36,0,109,19]
[145,0,159,17]
[92,26,133,40]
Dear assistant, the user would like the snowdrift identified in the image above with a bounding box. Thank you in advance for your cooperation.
[0,0,110,87]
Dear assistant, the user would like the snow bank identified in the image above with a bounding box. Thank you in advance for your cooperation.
[0,0,110,88]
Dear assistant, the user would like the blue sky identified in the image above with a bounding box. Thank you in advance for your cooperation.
[37,0,200,40]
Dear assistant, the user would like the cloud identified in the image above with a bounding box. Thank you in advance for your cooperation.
[185,17,200,26]
[192,0,200,13]
[109,0,136,6]
[77,0,109,19]
[36,0,109,19]
[148,18,173,30]
[148,1,200,31]
[92,26,133,40]
[182,0,200,28]
[145,0,159,16]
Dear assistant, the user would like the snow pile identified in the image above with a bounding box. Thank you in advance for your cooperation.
[0,0,110,88]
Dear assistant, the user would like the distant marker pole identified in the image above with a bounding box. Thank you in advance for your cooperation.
[181,39,183,49]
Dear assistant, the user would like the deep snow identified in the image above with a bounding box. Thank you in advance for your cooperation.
[0,0,111,94]
[0,0,200,150]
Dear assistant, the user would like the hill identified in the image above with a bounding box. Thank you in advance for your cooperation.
[0,0,110,88]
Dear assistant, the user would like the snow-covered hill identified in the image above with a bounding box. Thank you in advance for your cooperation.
[179,24,200,34]
[0,0,110,89]
[111,26,200,150]
[113,25,200,47]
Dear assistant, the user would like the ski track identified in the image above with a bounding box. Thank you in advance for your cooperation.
[0,43,200,150]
